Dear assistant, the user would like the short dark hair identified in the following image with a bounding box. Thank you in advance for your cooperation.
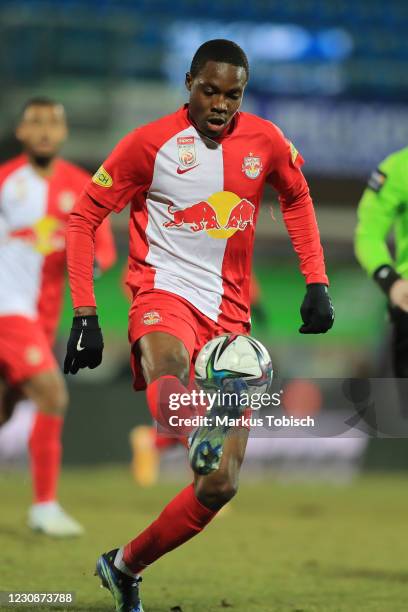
[190,39,249,80]
[20,96,62,118]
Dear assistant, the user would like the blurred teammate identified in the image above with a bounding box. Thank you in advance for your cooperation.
[64,40,333,610]
[0,98,116,536]
[355,148,408,384]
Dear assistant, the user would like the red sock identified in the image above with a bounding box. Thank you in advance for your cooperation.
[146,375,206,439]
[123,483,216,573]
[28,412,63,503]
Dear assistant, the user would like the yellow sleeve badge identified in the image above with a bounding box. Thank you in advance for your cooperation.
[92,165,113,188]
[289,142,299,165]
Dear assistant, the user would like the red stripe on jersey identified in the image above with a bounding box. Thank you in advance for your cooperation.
[218,132,264,328]
[126,203,153,298]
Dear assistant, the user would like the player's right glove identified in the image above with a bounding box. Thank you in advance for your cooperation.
[299,283,334,334]
[63,315,104,375]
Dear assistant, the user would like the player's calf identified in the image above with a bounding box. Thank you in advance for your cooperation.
[188,378,248,475]
[194,428,248,511]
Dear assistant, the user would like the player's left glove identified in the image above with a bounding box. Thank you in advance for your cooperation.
[299,283,334,334]
[63,315,104,374]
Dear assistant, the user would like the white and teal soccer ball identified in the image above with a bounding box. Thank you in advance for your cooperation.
[195,334,273,395]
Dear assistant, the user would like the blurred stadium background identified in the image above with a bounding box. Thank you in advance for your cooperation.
[1,2,408,599]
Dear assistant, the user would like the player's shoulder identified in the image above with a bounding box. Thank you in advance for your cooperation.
[0,154,28,186]
[237,113,289,160]
[379,146,408,174]
[238,112,285,140]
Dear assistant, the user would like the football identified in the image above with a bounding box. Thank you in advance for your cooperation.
[194,334,273,395]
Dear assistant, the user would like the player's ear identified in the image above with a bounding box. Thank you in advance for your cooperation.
[185,72,193,92]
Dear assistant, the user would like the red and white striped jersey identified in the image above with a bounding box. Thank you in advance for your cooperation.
[69,105,327,327]
[0,155,116,344]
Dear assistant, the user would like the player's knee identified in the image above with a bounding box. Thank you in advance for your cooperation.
[31,375,68,415]
[53,381,69,414]
[195,474,239,510]
[150,353,190,386]
[214,479,238,506]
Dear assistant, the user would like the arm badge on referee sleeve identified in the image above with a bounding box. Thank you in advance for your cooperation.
[367,168,387,193]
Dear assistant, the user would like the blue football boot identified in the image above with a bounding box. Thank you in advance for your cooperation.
[95,548,144,612]
[189,378,248,475]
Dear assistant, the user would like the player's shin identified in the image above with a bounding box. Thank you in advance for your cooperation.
[28,410,63,503]
[119,483,217,575]
[146,374,207,443]
[27,406,84,536]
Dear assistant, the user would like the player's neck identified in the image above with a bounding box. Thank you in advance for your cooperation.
[28,155,57,179]
[188,111,236,144]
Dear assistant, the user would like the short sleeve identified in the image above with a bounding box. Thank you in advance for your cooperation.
[85,128,153,213]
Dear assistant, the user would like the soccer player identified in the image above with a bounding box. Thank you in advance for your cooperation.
[0,97,116,536]
[355,147,408,403]
[64,40,334,610]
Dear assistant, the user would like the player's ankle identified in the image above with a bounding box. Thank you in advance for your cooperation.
[114,547,138,578]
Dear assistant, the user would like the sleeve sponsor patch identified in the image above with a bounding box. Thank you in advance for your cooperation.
[367,168,387,192]
[92,165,113,188]
[287,140,304,167]
[289,142,299,164]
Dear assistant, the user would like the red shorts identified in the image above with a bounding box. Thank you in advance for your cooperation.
[128,289,249,390]
[0,315,57,386]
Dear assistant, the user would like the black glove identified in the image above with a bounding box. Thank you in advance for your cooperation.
[299,283,334,334]
[63,315,104,374]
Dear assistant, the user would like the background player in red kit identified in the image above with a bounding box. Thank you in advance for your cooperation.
[0,98,116,536]
[64,40,334,610]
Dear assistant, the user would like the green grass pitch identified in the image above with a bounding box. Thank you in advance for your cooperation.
[1,468,407,611]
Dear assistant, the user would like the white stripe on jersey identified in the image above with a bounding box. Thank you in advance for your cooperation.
[145,126,228,321]
[0,165,47,318]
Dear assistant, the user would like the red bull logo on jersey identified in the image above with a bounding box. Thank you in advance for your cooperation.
[162,191,255,239]
[242,154,263,179]
[177,136,197,168]
[10,216,66,255]
[142,311,162,326]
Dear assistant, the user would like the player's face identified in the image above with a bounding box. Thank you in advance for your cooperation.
[16,104,67,161]
[186,61,247,138]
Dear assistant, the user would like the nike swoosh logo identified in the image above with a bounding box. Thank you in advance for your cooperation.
[77,331,85,352]
[177,165,199,175]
